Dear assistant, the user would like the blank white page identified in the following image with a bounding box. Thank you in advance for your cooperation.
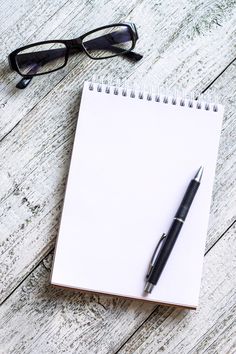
[51,81,224,308]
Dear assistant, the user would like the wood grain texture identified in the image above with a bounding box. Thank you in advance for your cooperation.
[0,224,235,354]
[0,0,236,352]
[0,0,236,304]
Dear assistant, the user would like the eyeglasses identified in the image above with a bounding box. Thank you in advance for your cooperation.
[8,22,142,89]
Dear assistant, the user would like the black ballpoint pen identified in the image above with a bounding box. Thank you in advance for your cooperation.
[144,166,204,294]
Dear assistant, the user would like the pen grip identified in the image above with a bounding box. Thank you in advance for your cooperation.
[148,219,183,285]
[175,180,199,221]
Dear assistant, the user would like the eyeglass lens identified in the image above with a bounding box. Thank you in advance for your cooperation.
[16,42,67,76]
[82,25,133,59]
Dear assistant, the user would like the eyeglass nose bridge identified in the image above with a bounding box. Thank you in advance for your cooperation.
[65,38,84,57]
[67,38,83,49]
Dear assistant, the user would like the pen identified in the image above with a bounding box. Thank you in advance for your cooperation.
[144,166,204,294]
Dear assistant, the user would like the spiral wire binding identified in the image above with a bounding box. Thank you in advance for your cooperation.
[88,78,218,112]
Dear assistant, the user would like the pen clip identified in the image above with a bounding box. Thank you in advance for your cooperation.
[146,233,166,279]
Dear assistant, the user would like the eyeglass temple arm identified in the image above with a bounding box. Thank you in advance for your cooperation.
[16,77,32,89]
[70,45,142,61]
[16,61,40,88]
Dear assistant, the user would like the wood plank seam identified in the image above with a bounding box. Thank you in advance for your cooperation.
[202,57,236,94]
[0,247,52,307]
[202,219,236,256]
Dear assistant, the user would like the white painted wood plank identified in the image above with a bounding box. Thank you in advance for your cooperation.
[1,1,236,303]
[0,223,235,354]
[0,0,45,34]
[0,0,72,54]
[117,224,236,354]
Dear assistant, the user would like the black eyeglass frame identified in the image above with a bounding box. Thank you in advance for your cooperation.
[8,22,139,78]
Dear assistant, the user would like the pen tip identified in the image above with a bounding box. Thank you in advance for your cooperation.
[144,282,154,294]
[194,166,204,182]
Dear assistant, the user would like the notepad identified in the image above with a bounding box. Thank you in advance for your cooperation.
[51,81,224,309]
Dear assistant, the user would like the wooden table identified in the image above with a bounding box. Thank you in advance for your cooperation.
[0,1,235,353]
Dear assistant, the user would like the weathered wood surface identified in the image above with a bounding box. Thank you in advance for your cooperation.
[0,0,235,353]
[1,0,236,304]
